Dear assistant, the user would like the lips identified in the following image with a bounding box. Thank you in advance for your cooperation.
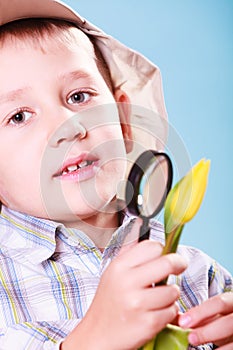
[61,160,94,175]
[54,153,99,178]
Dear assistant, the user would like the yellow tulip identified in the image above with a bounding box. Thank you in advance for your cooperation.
[164,159,210,234]
[139,158,210,350]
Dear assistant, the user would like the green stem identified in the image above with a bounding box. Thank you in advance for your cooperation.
[163,225,184,254]
[158,225,184,285]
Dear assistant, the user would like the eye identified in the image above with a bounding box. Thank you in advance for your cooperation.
[67,91,91,105]
[9,110,33,125]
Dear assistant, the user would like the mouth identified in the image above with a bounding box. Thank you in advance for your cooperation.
[54,153,99,180]
[60,160,94,175]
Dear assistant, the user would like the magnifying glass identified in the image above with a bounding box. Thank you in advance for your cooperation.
[125,150,173,242]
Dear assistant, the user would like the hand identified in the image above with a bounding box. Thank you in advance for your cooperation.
[178,292,233,349]
[62,219,187,350]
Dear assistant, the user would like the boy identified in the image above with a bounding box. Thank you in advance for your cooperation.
[0,1,232,349]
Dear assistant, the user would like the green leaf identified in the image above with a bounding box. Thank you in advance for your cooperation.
[153,324,190,350]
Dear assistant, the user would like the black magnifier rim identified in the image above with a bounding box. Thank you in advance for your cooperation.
[126,150,173,219]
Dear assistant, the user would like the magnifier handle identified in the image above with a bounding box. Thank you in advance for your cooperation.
[138,218,150,242]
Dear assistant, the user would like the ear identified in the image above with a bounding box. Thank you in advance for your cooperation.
[114,89,133,153]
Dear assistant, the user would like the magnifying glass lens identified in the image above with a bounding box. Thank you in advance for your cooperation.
[126,150,173,220]
[138,156,170,217]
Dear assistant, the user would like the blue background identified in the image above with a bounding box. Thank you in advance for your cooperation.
[65,0,233,273]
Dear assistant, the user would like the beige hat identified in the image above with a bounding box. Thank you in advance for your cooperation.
[0,0,167,152]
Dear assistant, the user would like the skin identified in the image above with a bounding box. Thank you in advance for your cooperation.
[0,30,187,349]
[179,292,233,350]
[0,27,231,349]
[0,31,132,247]
[62,221,188,350]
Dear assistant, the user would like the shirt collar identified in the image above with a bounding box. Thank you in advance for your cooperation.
[0,206,137,265]
[0,205,59,264]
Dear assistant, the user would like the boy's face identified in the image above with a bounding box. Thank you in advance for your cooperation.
[0,30,130,225]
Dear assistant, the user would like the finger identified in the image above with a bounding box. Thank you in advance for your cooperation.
[188,312,233,346]
[117,238,163,267]
[135,253,187,286]
[144,303,180,337]
[179,292,233,328]
[123,285,179,318]
[142,284,180,311]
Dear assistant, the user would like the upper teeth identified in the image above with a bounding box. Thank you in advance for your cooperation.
[79,161,88,168]
[67,165,78,172]
[64,161,89,174]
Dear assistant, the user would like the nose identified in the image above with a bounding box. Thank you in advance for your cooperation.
[48,113,87,147]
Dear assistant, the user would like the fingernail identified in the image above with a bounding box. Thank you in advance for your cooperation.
[179,314,192,327]
[188,332,199,345]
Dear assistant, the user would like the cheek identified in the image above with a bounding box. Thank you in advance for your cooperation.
[0,143,43,208]
[94,157,126,202]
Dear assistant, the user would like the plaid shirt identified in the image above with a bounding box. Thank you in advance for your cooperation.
[0,205,232,350]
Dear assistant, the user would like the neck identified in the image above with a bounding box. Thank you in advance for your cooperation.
[66,200,125,249]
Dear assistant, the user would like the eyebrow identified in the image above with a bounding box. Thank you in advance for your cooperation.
[0,87,30,105]
[0,71,93,105]
[58,70,93,82]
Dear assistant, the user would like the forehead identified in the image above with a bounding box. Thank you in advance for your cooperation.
[0,20,95,57]
[0,23,104,100]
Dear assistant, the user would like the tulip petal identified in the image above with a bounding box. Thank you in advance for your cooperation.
[164,159,210,233]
